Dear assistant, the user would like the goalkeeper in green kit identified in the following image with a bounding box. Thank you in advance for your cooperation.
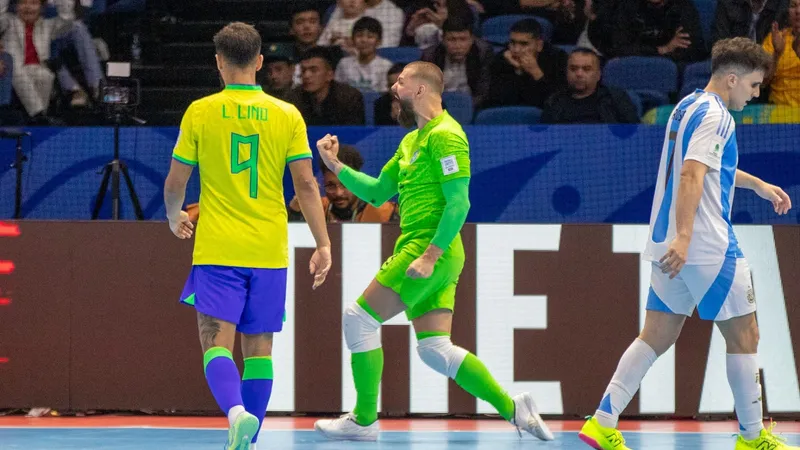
[314,61,553,442]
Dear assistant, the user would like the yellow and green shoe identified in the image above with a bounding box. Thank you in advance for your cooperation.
[735,422,800,450]
[578,416,631,450]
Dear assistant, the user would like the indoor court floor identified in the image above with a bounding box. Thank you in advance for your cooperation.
[0,416,798,449]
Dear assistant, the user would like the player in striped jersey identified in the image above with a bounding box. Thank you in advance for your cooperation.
[579,38,795,450]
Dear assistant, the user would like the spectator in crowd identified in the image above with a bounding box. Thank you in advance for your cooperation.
[422,16,493,108]
[317,0,366,56]
[375,62,404,124]
[483,0,588,44]
[327,0,405,47]
[762,0,800,105]
[289,3,345,84]
[713,0,789,44]
[288,145,400,223]
[288,46,365,125]
[401,0,475,49]
[0,0,103,122]
[541,48,640,124]
[262,43,296,101]
[486,18,568,108]
[292,3,324,57]
[603,0,708,64]
[335,17,394,91]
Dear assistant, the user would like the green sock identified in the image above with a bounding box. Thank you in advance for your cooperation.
[454,353,515,421]
[351,297,384,426]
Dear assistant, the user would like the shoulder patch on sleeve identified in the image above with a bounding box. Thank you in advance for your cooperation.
[440,154,458,175]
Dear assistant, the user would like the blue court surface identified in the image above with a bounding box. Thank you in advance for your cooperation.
[1,427,799,450]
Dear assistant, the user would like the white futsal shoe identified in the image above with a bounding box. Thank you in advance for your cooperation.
[314,412,379,441]
[511,392,554,441]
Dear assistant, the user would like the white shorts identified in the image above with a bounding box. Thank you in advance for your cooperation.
[647,257,756,321]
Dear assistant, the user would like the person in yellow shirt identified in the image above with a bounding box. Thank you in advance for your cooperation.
[163,22,331,450]
[763,1,800,106]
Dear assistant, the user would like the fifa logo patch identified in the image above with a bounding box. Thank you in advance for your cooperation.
[747,286,755,304]
[410,150,419,164]
[440,155,458,175]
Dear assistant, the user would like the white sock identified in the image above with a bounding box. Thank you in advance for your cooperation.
[595,338,658,429]
[227,405,246,427]
[727,353,764,440]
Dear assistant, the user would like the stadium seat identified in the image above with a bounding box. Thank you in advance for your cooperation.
[442,92,474,124]
[481,15,554,44]
[626,90,644,119]
[603,57,678,109]
[556,44,576,54]
[692,0,717,46]
[474,106,542,124]
[377,47,422,64]
[362,92,382,126]
[680,60,712,98]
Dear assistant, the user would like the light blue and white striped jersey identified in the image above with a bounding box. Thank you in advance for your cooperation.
[643,90,744,265]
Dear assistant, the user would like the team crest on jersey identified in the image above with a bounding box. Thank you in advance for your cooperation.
[747,286,755,304]
[410,150,420,164]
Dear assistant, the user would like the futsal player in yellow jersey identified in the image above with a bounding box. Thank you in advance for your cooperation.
[163,23,332,450]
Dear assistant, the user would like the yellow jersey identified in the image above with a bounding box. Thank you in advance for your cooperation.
[762,29,800,107]
[172,84,313,268]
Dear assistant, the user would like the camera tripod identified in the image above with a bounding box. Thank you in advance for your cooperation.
[1,129,31,219]
[91,112,146,220]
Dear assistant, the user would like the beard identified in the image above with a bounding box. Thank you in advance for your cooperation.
[397,96,417,129]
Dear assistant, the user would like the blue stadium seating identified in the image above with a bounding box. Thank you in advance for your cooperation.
[481,15,554,44]
[442,92,474,124]
[377,47,422,64]
[603,57,678,108]
[362,92,382,126]
[627,90,644,119]
[680,60,712,98]
[474,106,542,125]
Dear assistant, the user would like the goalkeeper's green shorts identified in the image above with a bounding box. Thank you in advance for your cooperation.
[375,229,465,320]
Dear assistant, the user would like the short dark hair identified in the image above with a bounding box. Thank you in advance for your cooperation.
[442,16,472,35]
[298,46,333,70]
[213,22,262,68]
[352,16,383,40]
[290,2,320,21]
[320,145,363,174]
[510,18,542,40]
[711,37,772,76]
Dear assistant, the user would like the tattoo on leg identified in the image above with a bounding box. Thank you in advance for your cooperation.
[198,313,222,351]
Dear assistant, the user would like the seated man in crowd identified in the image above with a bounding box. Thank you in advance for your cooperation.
[334,17,394,92]
[1,0,103,122]
[762,0,800,106]
[261,43,296,101]
[288,3,345,84]
[541,48,639,124]
[287,46,365,125]
[486,18,567,108]
[288,144,400,223]
[601,0,707,65]
[422,16,493,109]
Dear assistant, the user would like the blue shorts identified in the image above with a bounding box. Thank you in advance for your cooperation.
[179,265,287,334]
